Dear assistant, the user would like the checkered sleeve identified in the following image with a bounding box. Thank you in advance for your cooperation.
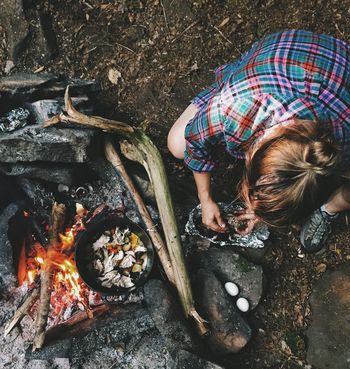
[184,96,224,172]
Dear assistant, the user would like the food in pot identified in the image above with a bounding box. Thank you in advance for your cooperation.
[90,226,148,289]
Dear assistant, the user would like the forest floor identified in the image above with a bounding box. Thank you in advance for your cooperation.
[1,1,350,368]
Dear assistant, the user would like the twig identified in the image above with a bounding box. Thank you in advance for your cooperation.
[212,25,233,45]
[115,42,136,54]
[160,0,170,33]
[171,21,198,44]
[4,288,39,337]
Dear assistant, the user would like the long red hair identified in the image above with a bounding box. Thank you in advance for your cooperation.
[239,119,343,227]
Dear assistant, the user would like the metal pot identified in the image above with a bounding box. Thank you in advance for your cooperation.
[75,215,154,302]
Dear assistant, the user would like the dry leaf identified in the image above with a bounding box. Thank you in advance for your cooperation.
[316,263,327,274]
[218,17,230,28]
[108,68,122,85]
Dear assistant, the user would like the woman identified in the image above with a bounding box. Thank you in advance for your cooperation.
[167,29,350,253]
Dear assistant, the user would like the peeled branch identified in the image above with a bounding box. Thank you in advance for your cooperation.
[43,87,208,336]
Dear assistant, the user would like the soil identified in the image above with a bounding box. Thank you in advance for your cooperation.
[1,1,350,368]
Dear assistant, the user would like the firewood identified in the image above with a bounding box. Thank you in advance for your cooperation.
[3,288,39,337]
[44,303,108,343]
[43,87,209,336]
[32,203,66,351]
[104,137,175,285]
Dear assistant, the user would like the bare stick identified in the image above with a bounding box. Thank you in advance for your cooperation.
[4,288,39,337]
[32,203,66,351]
[105,137,175,284]
[43,87,209,336]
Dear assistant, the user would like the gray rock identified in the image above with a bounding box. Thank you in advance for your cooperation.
[195,248,264,310]
[0,73,99,104]
[143,279,203,357]
[32,9,59,63]
[306,263,350,369]
[176,350,224,369]
[0,203,21,291]
[0,163,77,185]
[0,0,29,61]
[0,123,99,163]
[26,97,92,125]
[193,268,251,355]
[26,304,155,360]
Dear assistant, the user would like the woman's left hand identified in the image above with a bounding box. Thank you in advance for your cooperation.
[233,209,259,236]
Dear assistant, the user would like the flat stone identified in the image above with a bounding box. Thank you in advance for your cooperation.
[0,73,99,105]
[0,162,78,185]
[143,279,203,357]
[306,263,350,369]
[0,0,29,61]
[193,268,251,355]
[0,123,99,163]
[194,248,264,309]
[176,350,224,369]
[26,97,93,125]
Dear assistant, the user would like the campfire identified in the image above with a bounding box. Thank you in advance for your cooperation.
[5,202,101,347]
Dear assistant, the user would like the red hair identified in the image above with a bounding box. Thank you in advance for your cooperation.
[239,119,342,227]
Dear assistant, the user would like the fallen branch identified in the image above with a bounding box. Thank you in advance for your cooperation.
[32,203,66,351]
[105,137,175,284]
[44,87,209,335]
[4,288,39,337]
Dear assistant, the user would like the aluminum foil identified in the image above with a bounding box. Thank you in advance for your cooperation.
[185,202,270,248]
[0,108,30,133]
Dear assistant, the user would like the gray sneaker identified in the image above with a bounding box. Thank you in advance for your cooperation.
[300,208,338,253]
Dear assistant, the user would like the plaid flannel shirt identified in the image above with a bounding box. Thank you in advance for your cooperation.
[184,30,350,172]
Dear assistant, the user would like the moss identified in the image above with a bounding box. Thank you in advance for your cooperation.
[235,255,254,273]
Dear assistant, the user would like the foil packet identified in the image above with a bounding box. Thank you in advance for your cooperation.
[185,202,269,248]
[0,108,30,133]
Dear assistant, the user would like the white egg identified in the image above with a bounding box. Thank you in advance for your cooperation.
[236,297,250,312]
[224,282,239,297]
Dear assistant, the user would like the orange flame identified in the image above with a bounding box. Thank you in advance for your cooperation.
[19,203,98,323]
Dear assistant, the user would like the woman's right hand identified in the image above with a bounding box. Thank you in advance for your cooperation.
[201,199,228,233]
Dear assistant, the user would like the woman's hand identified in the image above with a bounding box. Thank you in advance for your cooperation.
[201,199,228,233]
[233,208,259,236]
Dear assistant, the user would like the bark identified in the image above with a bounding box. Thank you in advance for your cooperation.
[3,288,39,337]
[105,137,175,284]
[32,203,66,351]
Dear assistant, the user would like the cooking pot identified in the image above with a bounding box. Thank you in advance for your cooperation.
[75,214,154,302]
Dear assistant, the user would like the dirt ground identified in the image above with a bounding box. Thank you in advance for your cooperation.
[1,1,350,368]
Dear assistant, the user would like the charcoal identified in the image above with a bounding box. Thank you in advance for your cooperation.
[0,108,30,132]
[0,203,22,291]
[194,248,264,310]
[0,123,100,163]
[193,268,251,355]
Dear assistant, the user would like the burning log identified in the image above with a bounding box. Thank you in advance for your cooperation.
[43,87,209,336]
[3,288,39,337]
[104,138,175,285]
[32,202,66,351]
